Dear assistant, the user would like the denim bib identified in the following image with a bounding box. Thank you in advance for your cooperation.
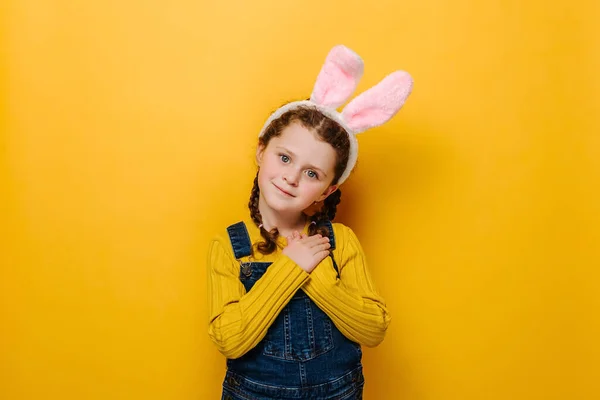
[221,221,364,400]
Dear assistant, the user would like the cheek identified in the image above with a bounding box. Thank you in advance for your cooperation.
[263,156,280,173]
[257,168,269,188]
[303,181,328,199]
[258,157,279,186]
[260,157,279,178]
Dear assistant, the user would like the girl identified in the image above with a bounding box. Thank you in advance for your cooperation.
[207,45,413,399]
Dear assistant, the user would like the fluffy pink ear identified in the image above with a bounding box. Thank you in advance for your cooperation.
[310,45,364,109]
[341,71,413,134]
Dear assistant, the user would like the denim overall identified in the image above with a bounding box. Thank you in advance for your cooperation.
[221,221,364,400]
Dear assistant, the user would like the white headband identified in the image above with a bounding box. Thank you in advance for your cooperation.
[258,45,413,185]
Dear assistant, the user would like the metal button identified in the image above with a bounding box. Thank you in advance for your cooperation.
[241,263,252,277]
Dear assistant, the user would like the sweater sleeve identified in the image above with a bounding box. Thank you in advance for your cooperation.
[207,236,309,359]
[301,225,391,347]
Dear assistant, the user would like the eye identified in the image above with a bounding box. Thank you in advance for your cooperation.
[306,170,319,179]
[279,154,290,163]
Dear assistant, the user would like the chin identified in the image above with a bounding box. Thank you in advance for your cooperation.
[265,199,298,214]
[262,195,304,215]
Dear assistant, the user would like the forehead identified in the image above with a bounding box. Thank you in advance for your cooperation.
[270,122,337,170]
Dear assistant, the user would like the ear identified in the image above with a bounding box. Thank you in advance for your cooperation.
[255,143,266,165]
[310,45,364,109]
[316,185,338,203]
[341,70,413,134]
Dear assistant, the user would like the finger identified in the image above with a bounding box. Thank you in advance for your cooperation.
[313,250,331,263]
[312,243,331,254]
[306,237,330,248]
[302,234,328,244]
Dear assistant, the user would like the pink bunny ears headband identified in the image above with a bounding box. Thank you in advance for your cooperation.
[258,45,413,185]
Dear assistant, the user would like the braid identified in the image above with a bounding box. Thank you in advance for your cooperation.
[248,171,280,255]
[248,173,262,227]
[308,189,342,237]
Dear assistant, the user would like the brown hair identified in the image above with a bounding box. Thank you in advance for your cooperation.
[248,105,350,255]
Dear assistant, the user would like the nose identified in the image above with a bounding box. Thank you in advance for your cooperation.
[283,169,300,186]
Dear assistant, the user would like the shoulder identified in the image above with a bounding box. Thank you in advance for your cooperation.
[209,219,259,257]
[208,221,243,259]
[330,222,359,241]
[330,222,364,257]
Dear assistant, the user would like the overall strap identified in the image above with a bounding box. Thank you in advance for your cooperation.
[320,220,340,278]
[226,222,252,259]
[320,220,336,250]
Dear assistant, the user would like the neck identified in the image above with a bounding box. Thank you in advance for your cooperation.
[257,195,306,236]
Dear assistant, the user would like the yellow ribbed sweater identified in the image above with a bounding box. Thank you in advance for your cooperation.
[207,218,391,359]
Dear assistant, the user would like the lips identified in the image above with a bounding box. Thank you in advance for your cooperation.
[273,183,295,197]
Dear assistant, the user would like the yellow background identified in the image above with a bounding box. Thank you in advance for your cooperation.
[2,1,599,399]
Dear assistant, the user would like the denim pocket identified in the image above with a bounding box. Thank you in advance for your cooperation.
[263,293,334,361]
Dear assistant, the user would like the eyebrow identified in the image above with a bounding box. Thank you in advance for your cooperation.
[276,146,328,177]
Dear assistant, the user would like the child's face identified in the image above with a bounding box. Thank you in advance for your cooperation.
[256,122,338,216]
